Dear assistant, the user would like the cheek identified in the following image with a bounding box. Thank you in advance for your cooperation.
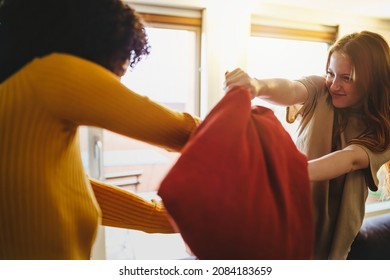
[355,90,366,102]
[348,86,366,104]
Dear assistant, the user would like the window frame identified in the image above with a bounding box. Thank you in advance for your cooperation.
[136,12,202,116]
[251,15,338,44]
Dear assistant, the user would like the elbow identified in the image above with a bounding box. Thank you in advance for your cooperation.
[350,159,366,173]
[345,144,370,172]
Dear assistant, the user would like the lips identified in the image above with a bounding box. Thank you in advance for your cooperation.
[330,92,348,108]
[331,92,346,97]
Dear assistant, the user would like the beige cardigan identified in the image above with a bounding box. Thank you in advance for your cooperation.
[287,75,390,259]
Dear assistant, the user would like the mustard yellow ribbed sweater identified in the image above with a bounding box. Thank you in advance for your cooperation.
[0,53,199,259]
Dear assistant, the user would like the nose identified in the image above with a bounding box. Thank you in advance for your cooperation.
[329,77,342,91]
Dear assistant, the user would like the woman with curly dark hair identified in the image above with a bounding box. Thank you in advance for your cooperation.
[0,0,200,259]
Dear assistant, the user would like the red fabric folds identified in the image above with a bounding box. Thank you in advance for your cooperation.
[158,86,313,259]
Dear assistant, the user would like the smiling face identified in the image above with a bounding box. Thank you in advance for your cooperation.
[325,51,366,109]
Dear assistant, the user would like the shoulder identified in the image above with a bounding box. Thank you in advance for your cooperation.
[296,75,329,111]
[29,53,115,79]
[359,146,390,165]
[355,145,390,191]
[289,75,331,131]
[26,53,120,92]
[296,75,326,94]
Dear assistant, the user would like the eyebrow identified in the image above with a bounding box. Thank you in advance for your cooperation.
[327,68,355,77]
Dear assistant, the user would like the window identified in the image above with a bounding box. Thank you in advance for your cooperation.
[102,19,201,193]
[81,10,202,260]
[249,19,337,141]
[247,36,329,141]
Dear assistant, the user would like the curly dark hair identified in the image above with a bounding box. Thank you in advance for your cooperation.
[0,0,150,81]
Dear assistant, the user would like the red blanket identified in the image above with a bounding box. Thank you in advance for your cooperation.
[158,86,313,259]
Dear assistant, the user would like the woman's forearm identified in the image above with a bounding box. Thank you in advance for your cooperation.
[256,78,308,106]
[89,177,175,233]
[308,145,369,181]
[224,68,308,105]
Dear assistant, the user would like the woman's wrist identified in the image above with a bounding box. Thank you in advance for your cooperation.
[250,78,261,98]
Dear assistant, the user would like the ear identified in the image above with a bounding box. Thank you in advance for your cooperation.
[110,57,129,77]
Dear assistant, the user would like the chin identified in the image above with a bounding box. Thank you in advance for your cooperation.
[331,101,347,109]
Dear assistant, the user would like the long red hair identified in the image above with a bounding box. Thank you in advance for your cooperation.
[327,31,390,197]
